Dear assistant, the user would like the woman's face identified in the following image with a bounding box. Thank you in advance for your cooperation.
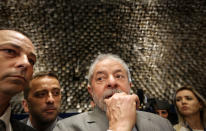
[155,109,169,119]
[175,89,203,117]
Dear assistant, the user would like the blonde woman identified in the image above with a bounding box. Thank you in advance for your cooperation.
[173,86,206,131]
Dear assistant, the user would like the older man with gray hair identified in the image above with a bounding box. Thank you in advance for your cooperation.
[54,54,174,131]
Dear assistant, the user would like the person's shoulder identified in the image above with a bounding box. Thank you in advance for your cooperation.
[136,111,174,131]
[54,112,91,131]
[137,110,166,120]
[173,123,182,131]
[10,119,36,131]
[60,111,90,123]
[173,124,178,129]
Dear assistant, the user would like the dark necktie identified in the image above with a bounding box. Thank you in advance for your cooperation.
[0,120,6,131]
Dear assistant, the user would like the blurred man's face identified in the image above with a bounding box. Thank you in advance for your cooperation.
[0,30,36,97]
[23,76,61,124]
[88,59,131,111]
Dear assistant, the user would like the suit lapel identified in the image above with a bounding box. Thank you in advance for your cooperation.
[86,107,109,131]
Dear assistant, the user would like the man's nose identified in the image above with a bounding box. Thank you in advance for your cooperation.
[46,92,55,104]
[107,76,117,89]
[16,54,31,69]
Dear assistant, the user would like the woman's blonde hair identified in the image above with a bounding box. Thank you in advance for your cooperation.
[173,86,206,127]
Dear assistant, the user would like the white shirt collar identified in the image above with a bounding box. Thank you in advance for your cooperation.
[0,106,13,131]
[26,118,33,128]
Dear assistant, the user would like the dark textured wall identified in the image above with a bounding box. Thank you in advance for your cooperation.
[0,0,205,113]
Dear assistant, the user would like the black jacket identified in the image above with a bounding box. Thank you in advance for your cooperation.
[11,119,36,131]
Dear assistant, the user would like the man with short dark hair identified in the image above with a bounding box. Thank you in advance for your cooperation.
[54,54,174,131]
[0,29,36,131]
[22,71,62,131]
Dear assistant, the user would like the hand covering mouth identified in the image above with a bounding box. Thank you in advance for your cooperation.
[104,94,113,99]
[103,89,122,99]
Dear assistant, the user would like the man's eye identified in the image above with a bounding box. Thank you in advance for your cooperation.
[97,77,103,81]
[35,92,46,98]
[96,76,105,81]
[116,74,124,79]
[116,75,121,78]
[52,90,60,96]
[2,49,16,55]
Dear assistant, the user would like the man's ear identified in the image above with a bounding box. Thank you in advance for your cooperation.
[130,82,132,88]
[22,99,29,113]
[200,101,204,110]
[87,85,92,96]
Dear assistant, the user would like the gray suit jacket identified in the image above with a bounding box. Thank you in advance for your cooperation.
[54,107,174,131]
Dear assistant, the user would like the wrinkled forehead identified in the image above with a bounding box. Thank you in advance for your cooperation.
[0,30,36,53]
[96,58,126,70]
[0,30,27,40]
[93,59,127,78]
[30,76,60,87]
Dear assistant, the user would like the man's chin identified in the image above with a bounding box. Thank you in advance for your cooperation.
[41,112,58,121]
[2,87,22,97]
[41,116,57,124]
[92,94,107,111]
[95,102,107,112]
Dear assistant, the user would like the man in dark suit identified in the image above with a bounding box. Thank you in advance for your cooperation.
[54,54,175,131]
[0,29,36,131]
[21,71,62,131]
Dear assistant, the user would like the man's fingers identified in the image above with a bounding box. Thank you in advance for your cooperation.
[104,98,109,104]
[131,94,140,110]
[104,92,127,103]
[104,93,140,109]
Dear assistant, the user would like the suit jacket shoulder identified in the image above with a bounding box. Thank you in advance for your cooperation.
[54,108,109,131]
[136,111,175,131]
[11,119,36,131]
[54,109,175,131]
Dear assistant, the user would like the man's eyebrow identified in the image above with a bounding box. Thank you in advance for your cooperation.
[95,71,105,75]
[0,43,21,49]
[0,43,37,58]
[114,69,124,74]
[52,87,61,89]
[52,88,61,92]
[34,89,47,93]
